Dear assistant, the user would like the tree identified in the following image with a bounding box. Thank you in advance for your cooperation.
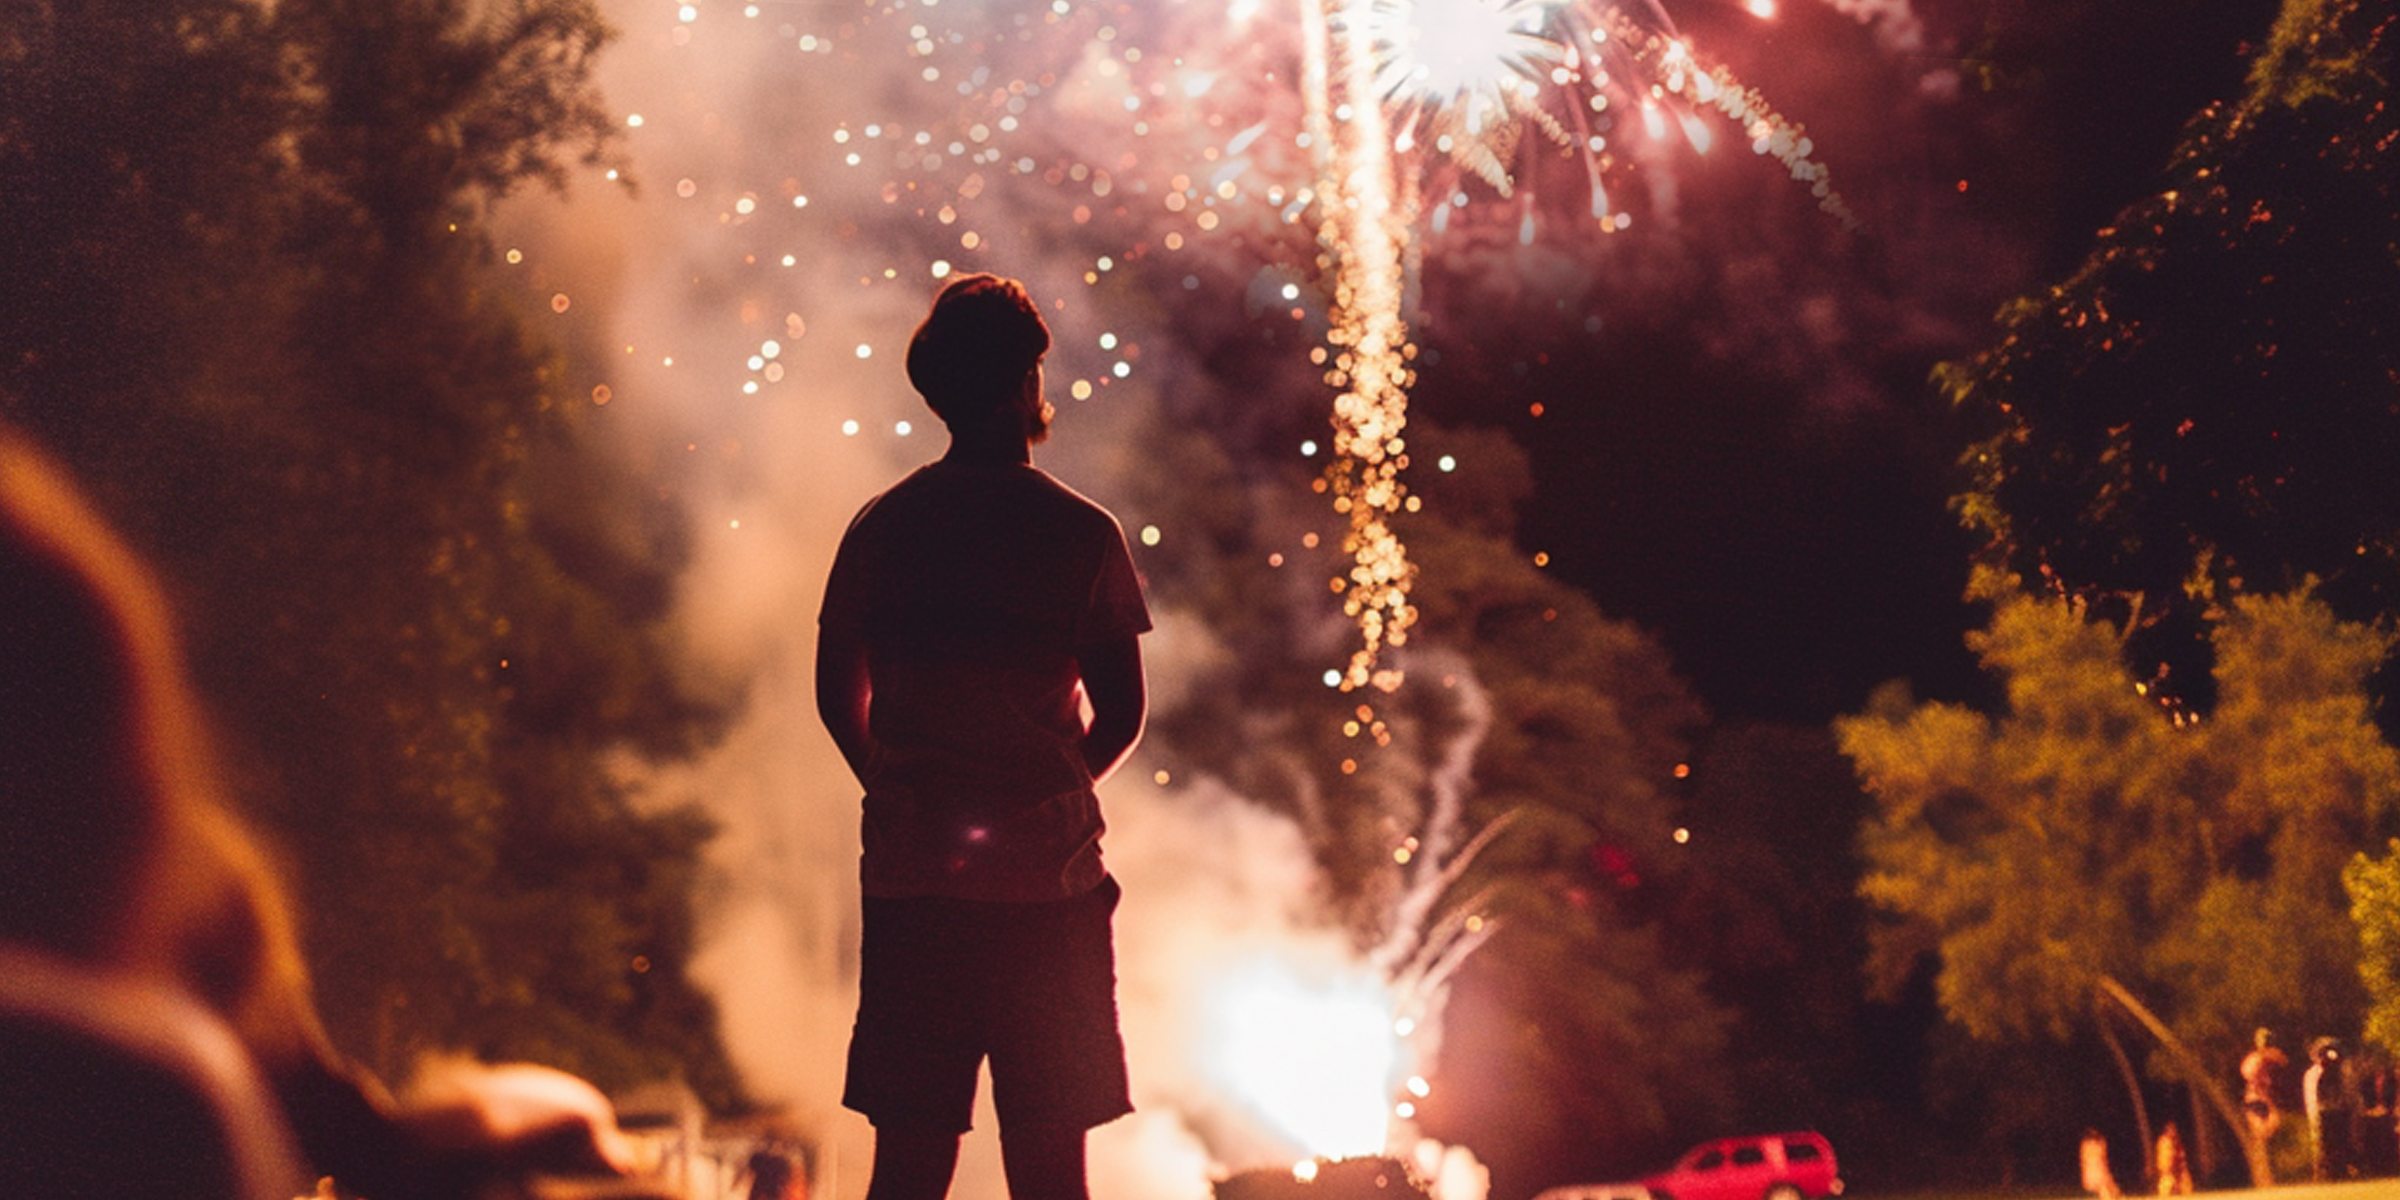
[2348,842,2400,1059]
[1839,577,2400,1185]
[1942,0,2400,711]
[1,0,741,1105]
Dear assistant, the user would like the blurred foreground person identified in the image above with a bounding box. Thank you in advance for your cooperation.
[0,425,670,1200]
[816,273,1150,1200]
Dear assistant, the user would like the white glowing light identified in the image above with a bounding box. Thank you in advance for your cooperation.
[1203,957,1403,1159]
[1372,0,1562,118]
[1438,455,1456,472]
[895,420,914,436]
[856,344,873,359]
[842,420,860,436]
[1141,524,1162,546]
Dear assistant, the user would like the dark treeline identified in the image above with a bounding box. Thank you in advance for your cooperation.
[2,0,741,1108]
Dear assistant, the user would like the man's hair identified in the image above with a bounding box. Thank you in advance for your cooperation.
[905,273,1050,425]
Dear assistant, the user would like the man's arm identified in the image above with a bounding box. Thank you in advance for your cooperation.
[814,620,877,785]
[1076,632,1146,783]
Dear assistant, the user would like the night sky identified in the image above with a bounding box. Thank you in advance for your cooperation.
[1416,0,2291,727]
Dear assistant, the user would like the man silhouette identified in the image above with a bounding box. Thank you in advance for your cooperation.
[816,273,1149,1200]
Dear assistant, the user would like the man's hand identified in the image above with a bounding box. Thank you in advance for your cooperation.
[814,620,877,785]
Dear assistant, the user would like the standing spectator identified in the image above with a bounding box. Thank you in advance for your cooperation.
[815,273,1150,1200]
[2360,1052,2399,1176]
[2243,1028,2291,1144]
[739,1138,799,1200]
[2307,1037,2356,1180]
[2154,1123,2193,1196]
[2081,1128,2122,1200]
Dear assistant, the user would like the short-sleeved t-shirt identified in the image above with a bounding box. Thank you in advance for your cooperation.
[819,460,1151,902]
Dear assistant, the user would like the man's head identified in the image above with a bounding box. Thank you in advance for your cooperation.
[906,273,1053,442]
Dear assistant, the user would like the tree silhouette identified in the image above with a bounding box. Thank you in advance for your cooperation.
[1,0,740,1106]
[1942,0,2400,713]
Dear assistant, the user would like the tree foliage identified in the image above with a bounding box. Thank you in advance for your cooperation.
[1,0,740,1106]
[2347,841,2400,1057]
[1840,580,2399,1164]
[1941,0,2400,706]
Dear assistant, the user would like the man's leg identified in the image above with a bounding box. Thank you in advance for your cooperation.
[998,1121,1088,1200]
[865,1124,962,1200]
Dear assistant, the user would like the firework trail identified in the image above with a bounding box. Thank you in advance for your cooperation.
[1305,0,1853,694]
[1310,0,1423,698]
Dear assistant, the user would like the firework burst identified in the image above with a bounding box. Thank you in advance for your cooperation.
[1297,0,1853,695]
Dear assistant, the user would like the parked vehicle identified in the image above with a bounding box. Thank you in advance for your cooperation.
[1640,1132,1842,1200]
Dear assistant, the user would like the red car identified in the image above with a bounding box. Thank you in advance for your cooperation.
[1640,1132,1844,1200]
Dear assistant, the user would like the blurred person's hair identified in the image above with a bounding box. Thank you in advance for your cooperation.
[905,272,1051,426]
[0,422,315,1050]
[1,421,662,1198]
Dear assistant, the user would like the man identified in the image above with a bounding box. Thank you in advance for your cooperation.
[2307,1036,2354,1181]
[2243,1027,2290,1144]
[816,273,1149,1200]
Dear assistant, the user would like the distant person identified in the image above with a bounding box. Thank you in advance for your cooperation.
[2307,1036,2356,1180]
[2360,1052,2399,1176]
[2154,1123,2192,1196]
[2243,1027,2291,1143]
[816,273,1150,1200]
[0,424,661,1200]
[741,1139,800,1200]
[2081,1128,2121,1200]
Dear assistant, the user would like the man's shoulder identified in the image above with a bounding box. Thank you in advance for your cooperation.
[878,462,1123,529]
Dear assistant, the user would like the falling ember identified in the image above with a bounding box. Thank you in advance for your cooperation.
[1309,0,1421,695]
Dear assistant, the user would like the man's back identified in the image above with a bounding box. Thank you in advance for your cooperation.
[820,459,1148,901]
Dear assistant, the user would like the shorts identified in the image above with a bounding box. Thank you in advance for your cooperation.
[843,875,1130,1135]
